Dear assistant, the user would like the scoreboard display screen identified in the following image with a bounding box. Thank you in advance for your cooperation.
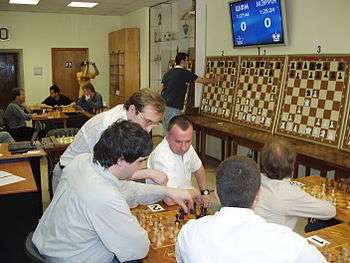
[229,0,287,47]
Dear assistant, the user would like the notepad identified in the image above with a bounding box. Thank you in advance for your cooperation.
[0,171,26,187]
[306,235,330,247]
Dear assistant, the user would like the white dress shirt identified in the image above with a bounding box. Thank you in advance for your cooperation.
[60,104,127,166]
[33,153,166,263]
[147,137,202,189]
[255,174,336,229]
[176,207,326,263]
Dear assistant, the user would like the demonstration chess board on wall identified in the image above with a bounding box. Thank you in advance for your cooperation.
[232,56,286,132]
[200,56,239,121]
[341,108,350,152]
[275,55,350,148]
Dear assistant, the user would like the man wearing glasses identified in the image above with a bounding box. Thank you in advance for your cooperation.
[161,52,220,134]
[52,89,167,194]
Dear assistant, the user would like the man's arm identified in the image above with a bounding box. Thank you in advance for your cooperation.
[193,165,208,191]
[11,104,32,121]
[90,62,99,77]
[131,169,168,185]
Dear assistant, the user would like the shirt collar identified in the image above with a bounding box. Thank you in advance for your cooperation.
[90,156,122,188]
[174,65,184,69]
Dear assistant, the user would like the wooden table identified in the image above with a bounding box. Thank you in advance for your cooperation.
[0,160,42,262]
[296,176,350,223]
[32,111,68,128]
[187,115,350,178]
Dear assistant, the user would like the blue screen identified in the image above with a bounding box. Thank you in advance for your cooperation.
[229,0,286,47]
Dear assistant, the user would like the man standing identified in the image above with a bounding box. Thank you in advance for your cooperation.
[52,89,167,193]
[33,120,198,263]
[77,60,99,97]
[161,52,219,133]
[41,84,72,107]
[147,115,210,205]
[4,88,34,141]
[176,156,327,263]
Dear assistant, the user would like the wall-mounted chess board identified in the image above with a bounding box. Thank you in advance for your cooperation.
[341,108,350,152]
[232,56,286,132]
[200,56,239,121]
[276,55,350,148]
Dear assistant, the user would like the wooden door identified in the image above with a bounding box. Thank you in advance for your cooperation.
[0,53,18,110]
[52,48,88,100]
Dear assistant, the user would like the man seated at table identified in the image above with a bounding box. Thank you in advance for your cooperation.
[147,115,210,205]
[76,83,103,115]
[33,120,198,263]
[4,88,34,141]
[41,84,72,107]
[176,155,327,263]
[52,89,168,193]
[254,139,336,230]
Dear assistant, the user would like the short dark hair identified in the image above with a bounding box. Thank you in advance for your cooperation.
[124,89,165,115]
[49,84,60,93]
[175,52,189,65]
[168,115,192,132]
[93,120,153,168]
[216,155,261,208]
[260,139,296,180]
[11,88,24,100]
[83,83,96,93]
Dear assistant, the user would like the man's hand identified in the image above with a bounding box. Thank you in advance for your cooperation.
[165,188,200,213]
[131,169,168,185]
[195,194,211,208]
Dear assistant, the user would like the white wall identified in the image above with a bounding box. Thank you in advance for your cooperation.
[0,11,122,104]
[122,7,150,90]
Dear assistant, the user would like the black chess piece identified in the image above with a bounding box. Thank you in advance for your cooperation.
[196,205,208,219]
[255,69,259,75]
[265,69,269,75]
[268,78,272,84]
[246,68,249,74]
[211,61,214,67]
[255,61,259,68]
[338,72,343,79]
[297,62,303,70]
[296,72,300,79]
[269,69,274,77]
[324,71,328,78]
[315,71,321,79]
[259,69,264,76]
[309,72,313,79]
[179,208,186,220]
[225,61,228,67]
[316,63,322,70]
[291,62,295,69]
[309,62,316,70]
[303,62,308,69]
[233,62,236,67]
[248,83,252,90]
[338,62,344,71]
[323,63,329,71]
[306,90,311,97]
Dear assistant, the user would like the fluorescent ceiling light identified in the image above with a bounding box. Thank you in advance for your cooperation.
[67,2,98,8]
[9,0,40,5]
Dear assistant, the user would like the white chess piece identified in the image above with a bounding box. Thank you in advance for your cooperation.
[329,121,334,129]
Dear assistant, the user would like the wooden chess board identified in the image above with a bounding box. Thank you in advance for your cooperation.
[50,136,75,146]
[200,56,239,121]
[322,242,350,262]
[340,106,350,152]
[232,56,286,132]
[276,55,350,147]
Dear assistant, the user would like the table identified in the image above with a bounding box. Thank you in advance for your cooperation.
[0,160,41,262]
[32,111,68,128]
[187,115,350,178]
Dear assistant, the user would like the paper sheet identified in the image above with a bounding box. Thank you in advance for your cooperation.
[0,171,26,187]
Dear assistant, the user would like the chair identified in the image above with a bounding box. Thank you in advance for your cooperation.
[24,232,45,263]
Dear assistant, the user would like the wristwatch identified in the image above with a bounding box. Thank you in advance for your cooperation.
[201,189,210,196]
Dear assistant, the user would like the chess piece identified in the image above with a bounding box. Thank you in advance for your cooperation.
[304,99,310,107]
[293,125,298,133]
[316,118,321,126]
[280,122,285,129]
[297,106,301,114]
[329,121,334,129]
[320,130,326,138]
[338,72,343,79]
[312,90,318,98]
[288,114,293,122]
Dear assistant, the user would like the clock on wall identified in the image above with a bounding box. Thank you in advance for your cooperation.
[0,27,9,41]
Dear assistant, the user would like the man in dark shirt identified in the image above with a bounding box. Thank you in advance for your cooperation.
[161,52,219,133]
[42,84,72,107]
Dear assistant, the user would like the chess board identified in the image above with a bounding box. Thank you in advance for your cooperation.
[50,136,75,146]
[276,55,350,147]
[322,242,350,262]
[232,56,286,132]
[200,56,239,120]
[340,106,350,152]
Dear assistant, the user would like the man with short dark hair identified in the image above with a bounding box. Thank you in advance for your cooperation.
[147,115,209,205]
[33,120,198,263]
[161,52,220,133]
[52,89,168,193]
[42,84,72,107]
[4,88,34,141]
[255,139,335,229]
[176,155,327,263]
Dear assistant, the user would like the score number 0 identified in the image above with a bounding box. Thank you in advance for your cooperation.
[240,17,271,31]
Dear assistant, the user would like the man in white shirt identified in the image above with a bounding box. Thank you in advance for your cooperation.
[52,89,168,193]
[176,155,327,263]
[147,115,210,205]
[33,120,198,263]
[254,139,336,229]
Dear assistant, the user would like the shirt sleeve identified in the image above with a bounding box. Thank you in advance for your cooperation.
[188,146,202,173]
[92,93,103,109]
[185,70,198,82]
[294,243,327,263]
[91,198,150,262]
[42,97,51,105]
[12,104,32,121]
[283,186,336,220]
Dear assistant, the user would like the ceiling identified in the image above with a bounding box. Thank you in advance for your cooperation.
[0,0,168,16]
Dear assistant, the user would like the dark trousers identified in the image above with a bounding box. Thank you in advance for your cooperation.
[9,126,34,141]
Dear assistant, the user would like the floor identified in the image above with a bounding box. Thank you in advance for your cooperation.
[39,135,307,235]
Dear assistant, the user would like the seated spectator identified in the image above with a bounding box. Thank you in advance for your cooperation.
[76,83,103,115]
[254,139,336,229]
[42,84,72,107]
[176,155,327,263]
[0,131,14,143]
[4,88,34,141]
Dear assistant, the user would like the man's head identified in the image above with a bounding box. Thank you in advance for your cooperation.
[175,52,189,67]
[216,156,261,208]
[83,83,96,97]
[49,84,61,100]
[124,89,165,133]
[260,139,296,180]
[166,115,193,156]
[93,120,153,180]
[12,88,26,103]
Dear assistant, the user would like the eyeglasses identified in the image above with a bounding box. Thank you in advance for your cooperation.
[138,111,159,127]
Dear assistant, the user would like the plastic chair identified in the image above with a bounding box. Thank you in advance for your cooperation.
[24,232,45,263]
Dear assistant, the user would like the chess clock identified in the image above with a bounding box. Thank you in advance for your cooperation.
[0,27,9,41]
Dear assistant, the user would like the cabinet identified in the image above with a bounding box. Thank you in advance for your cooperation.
[109,28,140,107]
